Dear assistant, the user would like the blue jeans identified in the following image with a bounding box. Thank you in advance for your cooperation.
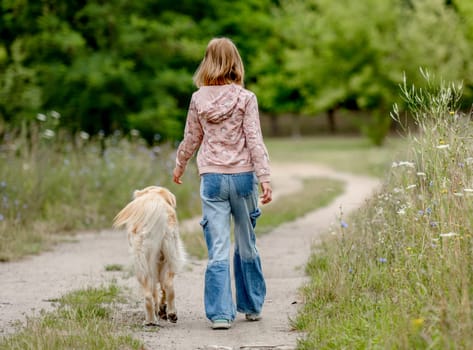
[200,172,266,322]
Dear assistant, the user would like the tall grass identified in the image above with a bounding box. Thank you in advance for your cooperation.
[0,118,201,261]
[0,284,143,350]
[295,74,473,348]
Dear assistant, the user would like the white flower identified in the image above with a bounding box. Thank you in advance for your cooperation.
[42,129,55,139]
[463,188,473,192]
[436,144,450,149]
[79,131,90,140]
[392,161,415,168]
[50,110,61,119]
[36,113,47,122]
[406,184,417,190]
[416,172,426,176]
[440,232,458,238]
[397,208,406,215]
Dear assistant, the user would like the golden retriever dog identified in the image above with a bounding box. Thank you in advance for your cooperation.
[113,186,186,326]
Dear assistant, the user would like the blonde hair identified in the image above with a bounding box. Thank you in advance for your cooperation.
[193,38,245,87]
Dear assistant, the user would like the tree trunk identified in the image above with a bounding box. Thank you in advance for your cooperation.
[268,113,279,136]
[327,108,337,134]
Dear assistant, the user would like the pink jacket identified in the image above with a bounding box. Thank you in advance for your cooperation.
[175,84,270,183]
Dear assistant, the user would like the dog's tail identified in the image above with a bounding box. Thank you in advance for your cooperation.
[114,194,169,281]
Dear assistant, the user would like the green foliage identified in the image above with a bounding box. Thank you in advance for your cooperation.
[296,76,473,348]
[2,0,473,144]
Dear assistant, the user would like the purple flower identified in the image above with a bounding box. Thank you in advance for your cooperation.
[378,258,387,263]
[340,220,348,228]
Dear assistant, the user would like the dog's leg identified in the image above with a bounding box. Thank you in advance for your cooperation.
[139,275,159,326]
[162,271,177,323]
[158,287,168,320]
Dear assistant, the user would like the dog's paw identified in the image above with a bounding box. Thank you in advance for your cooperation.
[158,304,168,320]
[143,321,159,327]
[168,313,178,323]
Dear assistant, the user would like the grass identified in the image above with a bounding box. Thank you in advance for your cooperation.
[0,284,143,350]
[294,74,473,348]
[0,122,201,261]
[266,135,404,178]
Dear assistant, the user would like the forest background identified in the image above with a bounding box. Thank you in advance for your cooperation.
[2,0,473,146]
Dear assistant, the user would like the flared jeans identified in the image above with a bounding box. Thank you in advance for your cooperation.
[200,172,266,322]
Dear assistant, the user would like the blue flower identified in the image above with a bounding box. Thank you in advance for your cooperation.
[430,221,438,228]
[340,220,348,228]
[378,258,387,263]
[418,210,424,216]
[426,207,432,214]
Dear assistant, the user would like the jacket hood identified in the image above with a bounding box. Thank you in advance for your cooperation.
[194,84,242,123]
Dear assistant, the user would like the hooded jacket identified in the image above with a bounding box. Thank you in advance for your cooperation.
[175,84,270,183]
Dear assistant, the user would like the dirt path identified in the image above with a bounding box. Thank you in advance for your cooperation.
[0,163,380,349]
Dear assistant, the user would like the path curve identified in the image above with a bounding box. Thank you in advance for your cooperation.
[0,163,380,349]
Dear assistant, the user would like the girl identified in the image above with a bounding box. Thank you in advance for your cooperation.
[173,37,272,330]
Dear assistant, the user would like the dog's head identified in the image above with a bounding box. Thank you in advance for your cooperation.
[133,186,177,208]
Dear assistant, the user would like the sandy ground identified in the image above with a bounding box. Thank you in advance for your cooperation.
[0,162,380,349]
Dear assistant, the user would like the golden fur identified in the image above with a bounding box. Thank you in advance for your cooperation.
[113,186,186,326]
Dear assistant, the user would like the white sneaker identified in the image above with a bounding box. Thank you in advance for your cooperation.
[211,319,232,329]
[245,313,261,321]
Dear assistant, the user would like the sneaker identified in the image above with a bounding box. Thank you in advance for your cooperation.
[245,313,261,321]
[211,319,232,329]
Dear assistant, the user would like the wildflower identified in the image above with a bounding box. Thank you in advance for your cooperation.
[429,221,438,227]
[429,181,434,187]
[440,232,458,238]
[50,110,61,119]
[348,268,353,274]
[418,210,424,216]
[454,192,464,197]
[426,207,432,214]
[36,113,47,122]
[449,111,455,115]
[416,172,426,177]
[79,131,90,140]
[397,208,406,215]
[406,184,417,190]
[378,258,387,263]
[411,318,424,327]
[436,144,450,149]
[392,161,415,168]
[42,129,55,139]
[463,188,473,193]
[340,220,348,228]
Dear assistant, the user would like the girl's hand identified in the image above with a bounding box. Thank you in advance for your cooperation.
[260,182,272,204]
[173,167,184,184]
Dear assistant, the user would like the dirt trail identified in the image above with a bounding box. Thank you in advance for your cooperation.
[0,163,380,349]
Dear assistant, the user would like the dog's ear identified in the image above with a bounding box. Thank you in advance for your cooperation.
[133,189,145,199]
[161,189,177,208]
